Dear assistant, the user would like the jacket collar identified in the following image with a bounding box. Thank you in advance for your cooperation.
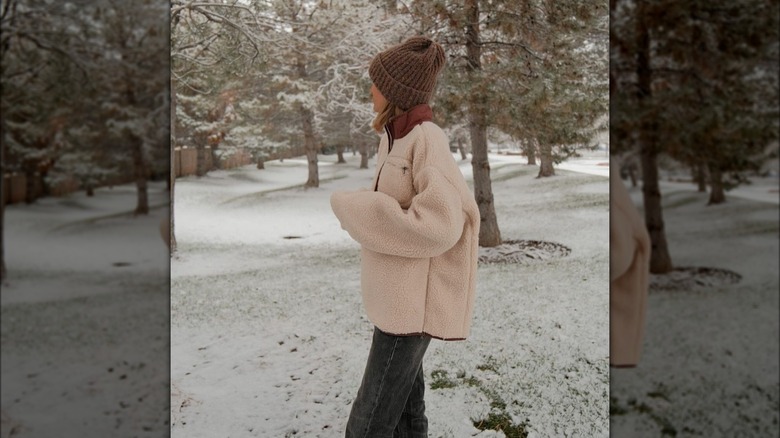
[387,104,433,141]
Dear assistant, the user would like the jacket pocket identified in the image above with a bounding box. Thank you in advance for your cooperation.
[377,156,415,209]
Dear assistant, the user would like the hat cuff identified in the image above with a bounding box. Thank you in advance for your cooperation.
[370,55,433,110]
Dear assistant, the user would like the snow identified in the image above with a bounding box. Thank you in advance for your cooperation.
[171,151,610,437]
[1,182,170,436]
[658,179,779,205]
[610,177,779,436]
[4,146,772,437]
[557,157,611,178]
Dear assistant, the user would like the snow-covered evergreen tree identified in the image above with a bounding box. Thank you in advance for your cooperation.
[611,0,779,272]
[406,0,609,246]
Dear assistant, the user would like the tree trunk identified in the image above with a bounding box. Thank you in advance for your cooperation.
[525,138,536,165]
[536,139,554,177]
[257,158,265,169]
[636,6,672,274]
[86,183,94,197]
[465,0,501,247]
[132,137,149,215]
[458,138,467,160]
[470,121,501,247]
[195,145,208,176]
[293,49,319,188]
[121,75,149,216]
[1,117,6,281]
[336,144,346,164]
[170,77,177,254]
[24,168,36,204]
[359,141,369,169]
[640,149,673,273]
[210,147,220,170]
[696,162,708,192]
[300,106,319,188]
[707,164,726,204]
[628,162,638,187]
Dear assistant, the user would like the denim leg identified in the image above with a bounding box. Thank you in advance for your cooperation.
[345,327,431,438]
[393,363,428,438]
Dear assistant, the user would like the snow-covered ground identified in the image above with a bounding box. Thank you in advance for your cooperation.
[557,151,611,178]
[171,151,611,437]
[1,182,170,437]
[5,147,772,437]
[610,176,779,436]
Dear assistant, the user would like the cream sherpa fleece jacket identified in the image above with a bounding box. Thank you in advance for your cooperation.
[610,161,651,367]
[330,112,480,340]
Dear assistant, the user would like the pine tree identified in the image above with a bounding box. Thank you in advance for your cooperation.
[2,0,95,279]
[99,0,169,215]
[171,0,274,252]
[611,0,779,272]
[407,0,608,246]
[647,0,779,205]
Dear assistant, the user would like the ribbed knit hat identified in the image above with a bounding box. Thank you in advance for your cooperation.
[369,36,446,110]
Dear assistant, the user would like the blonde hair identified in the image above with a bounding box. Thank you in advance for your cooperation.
[372,100,404,133]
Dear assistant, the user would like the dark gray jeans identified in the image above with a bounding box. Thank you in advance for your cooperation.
[345,327,432,438]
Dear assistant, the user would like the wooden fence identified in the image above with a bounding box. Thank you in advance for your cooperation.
[173,144,332,178]
[174,146,202,177]
[2,173,27,205]
[4,145,302,205]
[174,146,263,177]
[3,173,80,206]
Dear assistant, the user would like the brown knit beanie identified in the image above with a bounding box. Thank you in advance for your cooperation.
[369,36,446,110]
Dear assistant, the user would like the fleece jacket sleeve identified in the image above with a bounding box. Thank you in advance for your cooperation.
[330,166,464,259]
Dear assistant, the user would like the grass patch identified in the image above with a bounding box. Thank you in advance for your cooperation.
[482,387,507,410]
[472,412,529,438]
[647,391,670,402]
[546,193,609,211]
[463,370,526,435]
[476,355,500,373]
[431,360,530,436]
[227,171,263,183]
[491,166,537,183]
[48,202,168,233]
[462,376,481,387]
[661,190,706,209]
[56,198,95,210]
[219,174,348,206]
[610,396,628,416]
[429,369,457,390]
[733,221,780,236]
[661,423,678,436]
[614,395,679,435]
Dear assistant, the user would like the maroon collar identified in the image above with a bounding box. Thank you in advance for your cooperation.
[387,104,433,141]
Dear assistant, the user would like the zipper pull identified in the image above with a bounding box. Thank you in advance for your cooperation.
[402,166,408,175]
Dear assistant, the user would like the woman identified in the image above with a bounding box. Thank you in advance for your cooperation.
[330,36,480,437]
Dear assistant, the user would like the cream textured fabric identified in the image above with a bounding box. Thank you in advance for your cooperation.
[368,36,445,110]
[610,162,651,367]
[331,122,479,340]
